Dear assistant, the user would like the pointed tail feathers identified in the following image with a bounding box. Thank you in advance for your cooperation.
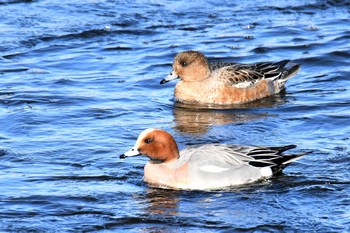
[247,144,310,175]
[279,62,301,82]
[271,151,310,174]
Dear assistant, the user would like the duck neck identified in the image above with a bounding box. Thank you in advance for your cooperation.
[194,64,211,82]
[162,148,179,163]
[150,155,178,164]
[148,137,180,164]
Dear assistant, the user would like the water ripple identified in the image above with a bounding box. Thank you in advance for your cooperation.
[0,0,349,232]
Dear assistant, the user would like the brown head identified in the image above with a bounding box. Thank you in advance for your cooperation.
[120,128,180,163]
[160,51,211,84]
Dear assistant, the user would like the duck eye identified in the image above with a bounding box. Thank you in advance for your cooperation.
[180,61,188,67]
[144,138,152,144]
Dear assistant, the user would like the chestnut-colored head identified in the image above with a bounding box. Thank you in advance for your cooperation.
[121,129,180,163]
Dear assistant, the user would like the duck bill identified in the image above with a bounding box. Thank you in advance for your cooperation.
[160,70,179,84]
[120,146,141,159]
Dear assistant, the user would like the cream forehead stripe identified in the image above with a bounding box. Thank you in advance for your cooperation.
[134,128,156,148]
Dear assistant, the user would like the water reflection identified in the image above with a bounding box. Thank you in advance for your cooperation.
[142,188,181,216]
[172,92,287,134]
[127,188,183,232]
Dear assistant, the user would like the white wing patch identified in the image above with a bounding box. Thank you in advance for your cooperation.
[260,167,273,177]
[233,81,255,88]
[199,165,230,173]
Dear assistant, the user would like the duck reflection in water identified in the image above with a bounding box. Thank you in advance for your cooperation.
[143,188,181,216]
[172,91,287,135]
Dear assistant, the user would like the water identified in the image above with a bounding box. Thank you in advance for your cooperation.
[0,0,349,232]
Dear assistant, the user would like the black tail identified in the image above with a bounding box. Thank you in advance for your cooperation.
[267,144,297,154]
[270,152,308,174]
[247,145,310,175]
[279,62,301,81]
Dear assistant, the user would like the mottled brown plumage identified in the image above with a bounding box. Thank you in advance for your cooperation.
[160,51,300,105]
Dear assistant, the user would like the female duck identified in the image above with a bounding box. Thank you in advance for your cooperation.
[120,128,307,190]
[160,51,300,105]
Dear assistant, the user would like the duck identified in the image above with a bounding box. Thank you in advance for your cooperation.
[160,51,300,105]
[120,128,308,190]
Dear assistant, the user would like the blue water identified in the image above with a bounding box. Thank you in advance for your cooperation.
[1,0,349,232]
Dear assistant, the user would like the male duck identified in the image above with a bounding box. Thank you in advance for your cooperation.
[120,128,307,190]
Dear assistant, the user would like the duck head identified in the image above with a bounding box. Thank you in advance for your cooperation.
[160,51,211,84]
[120,128,180,163]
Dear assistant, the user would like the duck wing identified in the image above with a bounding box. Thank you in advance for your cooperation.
[182,144,308,175]
[209,62,238,71]
[213,60,298,88]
